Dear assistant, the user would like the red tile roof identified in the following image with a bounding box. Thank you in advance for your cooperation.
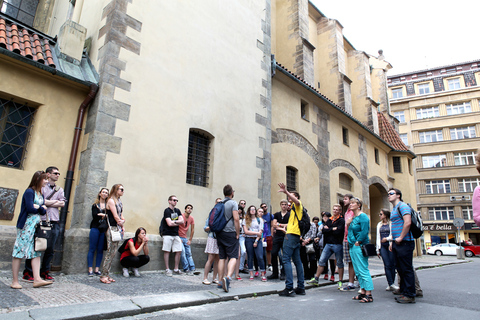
[0,17,55,68]
[377,112,409,151]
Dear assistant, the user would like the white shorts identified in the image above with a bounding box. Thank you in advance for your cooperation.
[162,235,183,252]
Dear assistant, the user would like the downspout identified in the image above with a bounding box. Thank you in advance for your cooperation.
[51,83,99,270]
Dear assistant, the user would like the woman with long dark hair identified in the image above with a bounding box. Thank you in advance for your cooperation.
[100,184,125,284]
[120,227,150,277]
[87,187,109,276]
[243,205,266,281]
[376,209,398,291]
[11,171,52,289]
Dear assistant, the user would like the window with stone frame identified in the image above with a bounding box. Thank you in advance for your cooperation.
[286,166,297,192]
[425,180,451,194]
[399,133,408,146]
[454,151,476,166]
[417,83,430,95]
[394,111,405,123]
[447,78,461,90]
[342,127,349,146]
[450,126,476,140]
[339,173,352,191]
[428,207,454,221]
[0,98,36,169]
[1,0,39,27]
[391,88,403,99]
[462,206,473,220]
[446,102,471,115]
[419,130,443,143]
[186,130,211,187]
[458,178,480,193]
[300,100,309,121]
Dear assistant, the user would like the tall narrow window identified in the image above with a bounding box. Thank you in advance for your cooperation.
[0,98,36,168]
[300,100,309,121]
[393,157,402,173]
[286,166,297,192]
[374,148,379,165]
[339,173,353,191]
[186,130,211,187]
[342,127,349,146]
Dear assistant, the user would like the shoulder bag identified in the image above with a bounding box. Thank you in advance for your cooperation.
[34,215,52,252]
[107,212,123,242]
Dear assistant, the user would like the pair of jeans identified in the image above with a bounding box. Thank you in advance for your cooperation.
[245,237,265,271]
[271,236,284,276]
[349,245,374,291]
[393,241,415,298]
[380,243,396,286]
[180,237,195,271]
[318,243,344,268]
[239,235,246,270]
[282,234,304,290]
[120,255,150,268]
[25,222,61,274]
[87,228,105,268]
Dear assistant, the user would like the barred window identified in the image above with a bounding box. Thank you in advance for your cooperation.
[462,206,473,220]
[0,98,36,169]
[458,178,480,193]
[186,130,211,187]
[393,156,402,173]
[454,151,475,166]
[428,207,454,221]
[286,166,297,192]
[339,173,352,191]
[425,180,450,194]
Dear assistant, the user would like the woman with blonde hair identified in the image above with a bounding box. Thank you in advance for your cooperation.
[87,187,109,276]
[243,205,266,281]
[100,184,125,284]
[11,171,52,289]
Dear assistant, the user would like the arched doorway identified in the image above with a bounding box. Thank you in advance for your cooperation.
[369,183,389,246]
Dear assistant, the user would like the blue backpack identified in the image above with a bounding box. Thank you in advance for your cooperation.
[208,199,232,233]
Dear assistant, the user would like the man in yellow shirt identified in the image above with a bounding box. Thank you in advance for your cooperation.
[277,182,305,296]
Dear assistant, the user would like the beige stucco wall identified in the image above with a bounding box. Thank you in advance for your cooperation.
[272,0,298,72]
[0,56,90,228]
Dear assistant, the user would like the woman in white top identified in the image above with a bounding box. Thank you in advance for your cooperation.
[243,205,266,281]
[375,209,398,291]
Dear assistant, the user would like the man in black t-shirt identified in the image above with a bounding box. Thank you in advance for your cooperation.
[162,195,184,276]
[268,199,290,280]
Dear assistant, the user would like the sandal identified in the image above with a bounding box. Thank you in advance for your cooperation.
[108,277,115,283]
[202,279,211,285]
[359,295,374,303]
[100,277,111,284]
[352,293,366,300]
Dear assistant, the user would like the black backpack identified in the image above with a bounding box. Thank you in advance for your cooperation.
[292,205,310,237]
[406,203,423,239]
[159,217,166,237]
[118,238,132,254]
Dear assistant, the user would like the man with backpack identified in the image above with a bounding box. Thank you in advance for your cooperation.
[388,188,416,304]
[277,182,305,297]
[213,184,239,292]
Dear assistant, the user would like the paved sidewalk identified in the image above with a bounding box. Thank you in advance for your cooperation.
[0,255,471,320]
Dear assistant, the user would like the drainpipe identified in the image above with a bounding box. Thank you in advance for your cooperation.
[51,83,98,271]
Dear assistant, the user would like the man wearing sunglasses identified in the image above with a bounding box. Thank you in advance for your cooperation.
[388,188,416,304]
[23,166,65,282]
[162,195,184,276]
[179,204,196,275]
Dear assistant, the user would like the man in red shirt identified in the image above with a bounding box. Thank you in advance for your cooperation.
[179,204,196,275]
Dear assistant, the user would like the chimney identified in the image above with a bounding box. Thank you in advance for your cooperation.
[56,20,87,65]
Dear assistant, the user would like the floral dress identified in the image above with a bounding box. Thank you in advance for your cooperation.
[12,192,43,259]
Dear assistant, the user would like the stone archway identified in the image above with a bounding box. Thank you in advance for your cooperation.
[369,180,389,247]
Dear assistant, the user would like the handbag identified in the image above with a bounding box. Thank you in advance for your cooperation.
[34,216,52,252]
[98,217,108,233]
[305,243,315,254]
[361,243,376,257]
[107,214,123,242]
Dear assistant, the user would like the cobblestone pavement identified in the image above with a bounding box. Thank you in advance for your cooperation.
[0,255,471,315]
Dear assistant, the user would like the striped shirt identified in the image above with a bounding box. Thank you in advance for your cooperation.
[390,201,413,241]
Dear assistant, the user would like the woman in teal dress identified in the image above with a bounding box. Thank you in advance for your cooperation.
[11,171,53,289]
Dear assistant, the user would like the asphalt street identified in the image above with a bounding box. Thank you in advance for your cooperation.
[111,258,480,320]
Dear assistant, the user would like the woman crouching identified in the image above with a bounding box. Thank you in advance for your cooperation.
[120,227,150,277]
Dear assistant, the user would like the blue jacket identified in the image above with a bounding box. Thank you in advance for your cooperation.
[16,188,46,229]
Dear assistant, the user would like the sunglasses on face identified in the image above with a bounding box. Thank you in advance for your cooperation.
[388,192,396,196]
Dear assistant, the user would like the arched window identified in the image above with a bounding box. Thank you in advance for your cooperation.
[339,173,352,191]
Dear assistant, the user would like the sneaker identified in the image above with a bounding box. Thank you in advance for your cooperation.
[337,281,343,290]
[166,269,173,277]
[330,275,335,282]
[41,272,54,281]
[267,274,279,280]
[173,269,182,275]
[280,274,285,280]
[307,278,319,286]
[239,269,249,274]
[213,279,219,284]
[123,268,130,278]
[416,290,424,298]
[94,271,102,276]
[202,279,211,285]
[294,287,306,295]
[222,277,230,293]
[386,285,399,291]
[254,271,259,277]
[236,276,243,281]
[133,268,141,277]
[261,276,267,282]
[185,270,193,276]
[267,265,273,272]
[396,295,415,304]
[392,288,402,295]
[88,272,94,277]
[279,288,295,297]
[340,285,356,291]
[323,274,328,280]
